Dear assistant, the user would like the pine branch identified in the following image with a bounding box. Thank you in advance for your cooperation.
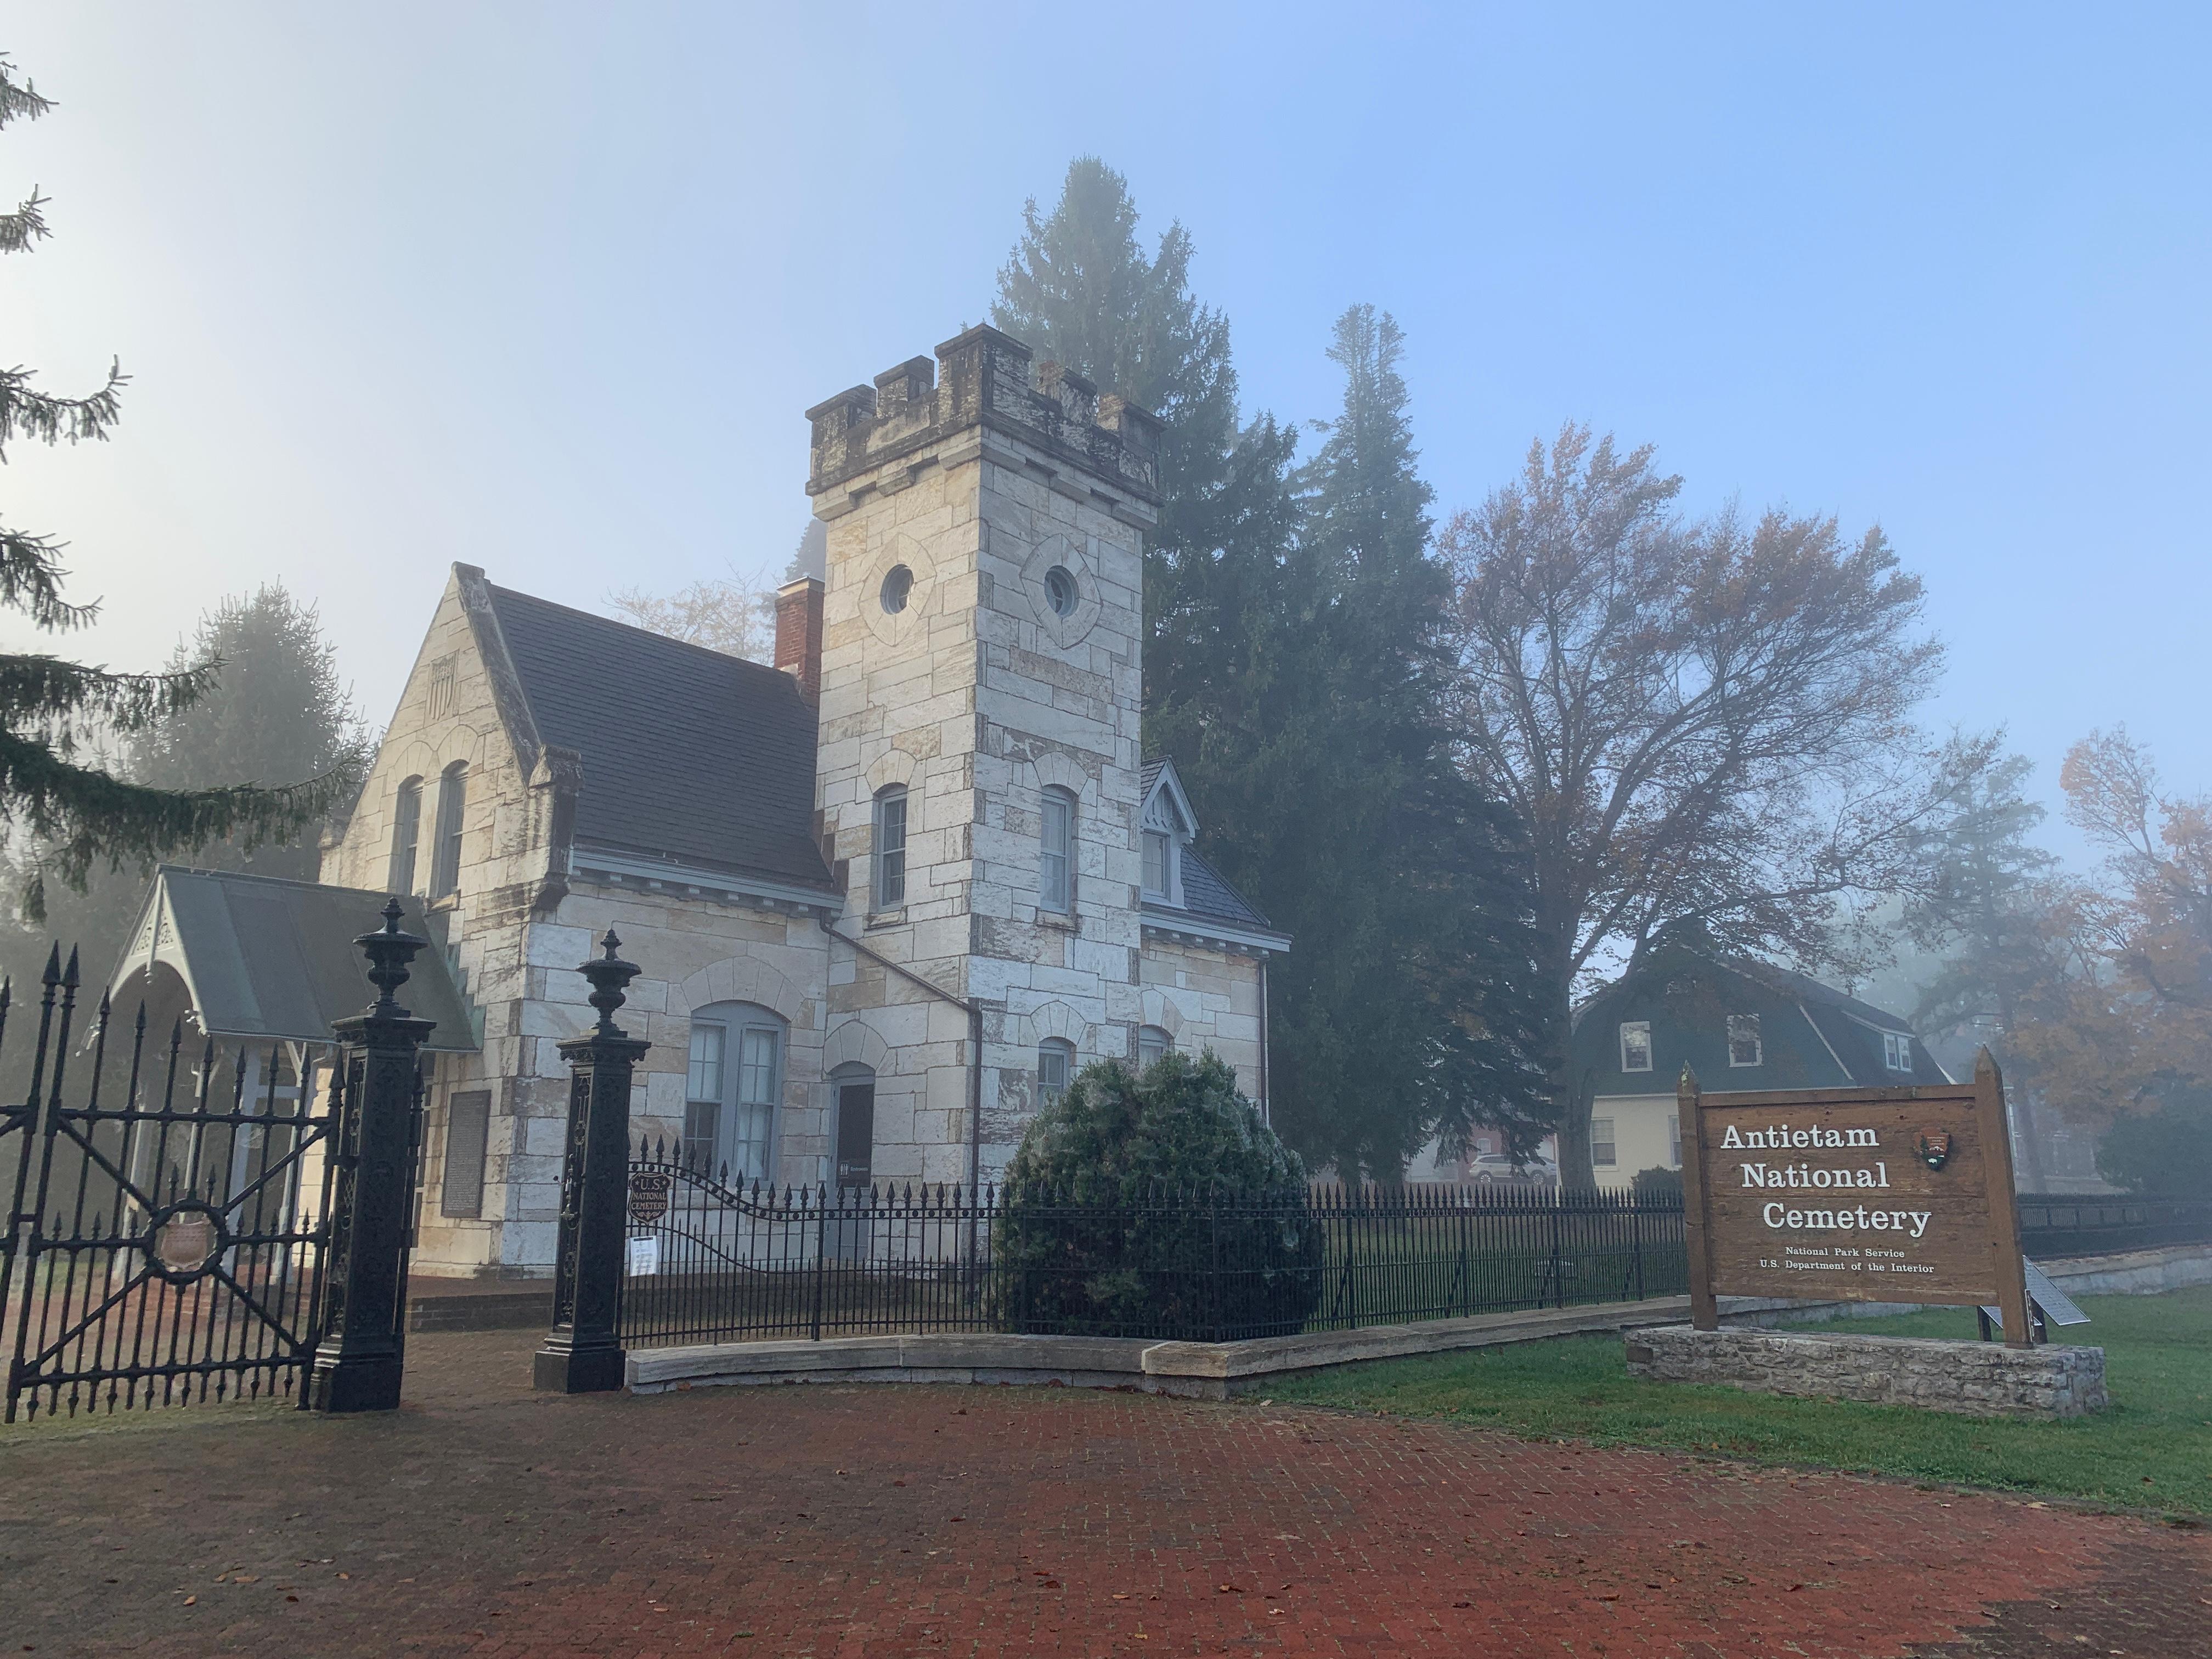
[0,359,127,461]
[0,57,55,130]
[0,187,47,253]
[0,651,219,729]
[0,730,361,922]
[0,525,99,630]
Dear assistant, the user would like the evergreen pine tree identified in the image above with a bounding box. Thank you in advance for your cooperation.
[0,56,338,924]
[1002,171,1549,1172]
[0,585,374,992]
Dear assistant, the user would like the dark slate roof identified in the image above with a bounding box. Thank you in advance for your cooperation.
[1161,847,1280,935]
[1139,759,1165,798]
[486,586,834,892]
[114,868,479,1051]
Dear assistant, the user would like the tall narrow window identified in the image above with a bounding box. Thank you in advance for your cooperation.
[874,785,907,910]
[1039,787,1074,913]
[1726,1014,1763,1068]
[683,1024,725,1171]
[1667,1111,1681,1167]
[388,777,422,895]
[1037,1038,1074,1107]
[430,762,467,899]
[1618,1021,1652,1073]
[1142,830,1170,900]
[1137,1025,1171,1069]
[1591,1116,1618,1168]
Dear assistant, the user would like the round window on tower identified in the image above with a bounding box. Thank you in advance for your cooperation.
[879,565,913,616]
[1044,565,1079,619]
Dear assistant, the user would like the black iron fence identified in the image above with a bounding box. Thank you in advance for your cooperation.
[2016,1193,2212,1259]
[618,1139,1690,1347]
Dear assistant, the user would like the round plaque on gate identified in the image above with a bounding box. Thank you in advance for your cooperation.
[628,1171,671,1227]
[144,1200,228,1283]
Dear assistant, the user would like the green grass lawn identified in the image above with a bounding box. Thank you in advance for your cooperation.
[1265,1286,2212,1519]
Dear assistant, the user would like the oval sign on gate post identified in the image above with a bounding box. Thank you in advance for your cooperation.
[628,1170,670,1227]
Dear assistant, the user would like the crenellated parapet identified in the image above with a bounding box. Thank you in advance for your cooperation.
[804,325,1162,510]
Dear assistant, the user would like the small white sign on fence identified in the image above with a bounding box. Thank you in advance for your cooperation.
[626,1235,661,1278]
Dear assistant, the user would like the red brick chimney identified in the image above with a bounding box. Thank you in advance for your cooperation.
[774,575,823,706]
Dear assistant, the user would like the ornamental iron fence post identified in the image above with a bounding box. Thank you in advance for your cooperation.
[309,901,435,1414]
[534,932,648,1393]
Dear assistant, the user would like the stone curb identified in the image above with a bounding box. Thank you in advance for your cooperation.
[624,1296,1704,1399]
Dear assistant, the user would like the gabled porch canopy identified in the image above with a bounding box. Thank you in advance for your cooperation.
[112,866,480,1052]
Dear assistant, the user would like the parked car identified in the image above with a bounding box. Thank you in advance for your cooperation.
[1469,1152,1559,1185]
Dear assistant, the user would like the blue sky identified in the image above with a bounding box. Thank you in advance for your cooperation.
[7,5,2207,864]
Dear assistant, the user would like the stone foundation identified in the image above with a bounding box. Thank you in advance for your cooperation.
[1624,1324,2108,1419]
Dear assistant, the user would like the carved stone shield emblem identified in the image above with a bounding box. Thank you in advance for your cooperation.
[1915,1129,1953,1171]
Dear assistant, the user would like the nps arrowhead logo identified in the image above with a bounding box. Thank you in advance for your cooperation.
[1915,1129,1952,1171]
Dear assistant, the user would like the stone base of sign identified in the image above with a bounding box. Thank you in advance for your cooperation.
[1624,1324,2108,1419]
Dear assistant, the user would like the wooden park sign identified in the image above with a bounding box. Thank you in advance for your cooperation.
[1677,1050,2034,1348]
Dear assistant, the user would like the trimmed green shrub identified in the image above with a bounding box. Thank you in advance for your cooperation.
[1629,1164,1684,1200]
[992,1049,1323,1340]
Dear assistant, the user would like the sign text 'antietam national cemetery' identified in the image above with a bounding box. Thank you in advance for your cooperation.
[1677,1053,2034,1346]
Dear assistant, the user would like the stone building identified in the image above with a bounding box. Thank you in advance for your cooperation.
[315,325,1288,1279]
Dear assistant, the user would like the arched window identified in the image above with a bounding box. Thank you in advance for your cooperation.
[1036,1037,1074,1108]
[1137,1025,1171,1069]
[873,784,908,910]
[1039,786,1074,914]
[388,777,423,894]
[430,761,467,899]
[685,1002,785,1181]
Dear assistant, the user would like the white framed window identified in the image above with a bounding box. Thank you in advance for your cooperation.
[1142,830,1170,901]
[1592,1116,1618,1167]
[1883,1031,1912,1072]
[1667,1111,1681,1166]
[388,777,422,895]
[430,762,467,899]
[1618,1021,1652,1073]
[1727,1014,1763,1068]
[682,1024,725,1171]
[1037,1037,1074,1107]
[1039,787,1074,913]
[1137,1025,1171,1069]
[685,1003,783,1182]
[873,785,907,910]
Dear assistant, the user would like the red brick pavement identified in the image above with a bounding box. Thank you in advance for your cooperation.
[3,1329,2207,1657]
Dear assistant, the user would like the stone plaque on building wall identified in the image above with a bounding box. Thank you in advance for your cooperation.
[1678,1050,2033,1347]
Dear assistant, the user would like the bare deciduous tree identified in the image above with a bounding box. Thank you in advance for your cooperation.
[606,565,776,663]
[1440,424,1976,1185]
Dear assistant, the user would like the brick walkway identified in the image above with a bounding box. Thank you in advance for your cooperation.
[4,1330,2207,1657]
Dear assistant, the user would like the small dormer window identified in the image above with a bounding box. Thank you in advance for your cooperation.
[1727,1014,1762,1068]
[1883,1032,1912,1072]
[1142,830,1170,901]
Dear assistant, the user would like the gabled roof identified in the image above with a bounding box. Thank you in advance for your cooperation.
[112,868,479,1052]
[482,583,835,893]
[1577,940,1947,1091]
[1138,758,1197,837]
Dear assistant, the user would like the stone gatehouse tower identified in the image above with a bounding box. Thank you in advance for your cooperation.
[312,324,1288,1279]
[806,326,1159,1188]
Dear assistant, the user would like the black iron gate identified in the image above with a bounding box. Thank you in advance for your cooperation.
[2,947,342,1421]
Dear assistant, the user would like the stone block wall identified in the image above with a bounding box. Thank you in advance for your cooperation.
[1134,937,1266,1103]
[1625,1324,2109,1419]
[321,565,562,1278]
